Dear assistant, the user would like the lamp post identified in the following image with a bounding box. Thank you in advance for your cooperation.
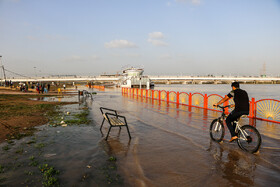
[0,56,7,86]
[33,67,37,78]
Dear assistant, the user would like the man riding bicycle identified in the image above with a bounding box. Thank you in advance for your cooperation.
[213,82,250,142]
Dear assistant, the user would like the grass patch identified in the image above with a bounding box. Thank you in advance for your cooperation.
[15,148,24,154]
[29,155,39,166]
[0,177,7,183]
[35,143,45,149]
[64,110,91,125]
[39,164,60,187]
[0,165,4,173]
[2,145,10,151]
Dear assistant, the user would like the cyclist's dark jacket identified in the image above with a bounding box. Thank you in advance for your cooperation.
[227,88,249,112]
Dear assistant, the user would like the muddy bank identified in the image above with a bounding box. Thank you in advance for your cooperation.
[0,92,76,143]
[0,89,124,186]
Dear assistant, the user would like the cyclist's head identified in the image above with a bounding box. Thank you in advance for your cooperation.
[231,81,240,89]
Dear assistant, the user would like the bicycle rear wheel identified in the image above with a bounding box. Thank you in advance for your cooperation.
[237,125,262,153]
[210,119,225,142]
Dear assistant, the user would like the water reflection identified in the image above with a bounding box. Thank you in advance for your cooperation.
[102,138,132,156]
[208,141,256,186]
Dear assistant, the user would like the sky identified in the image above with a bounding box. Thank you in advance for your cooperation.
[0,0,280,77]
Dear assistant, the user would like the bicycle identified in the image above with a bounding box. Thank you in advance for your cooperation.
[209,105,262,153]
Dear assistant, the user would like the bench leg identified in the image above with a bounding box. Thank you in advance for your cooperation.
[126,125,131,139]
[100,118,105,131]
[105,126,112,141]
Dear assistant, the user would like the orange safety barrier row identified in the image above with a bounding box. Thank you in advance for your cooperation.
[86,84,105,90]
[122,88,280,124]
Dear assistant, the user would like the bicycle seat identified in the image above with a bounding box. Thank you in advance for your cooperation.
[240,115,248,118]
[235,115,248,122]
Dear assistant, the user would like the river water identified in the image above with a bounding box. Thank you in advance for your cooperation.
[154,84,280,100]
[0,84,279,186]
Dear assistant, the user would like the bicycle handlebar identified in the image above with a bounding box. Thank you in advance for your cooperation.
[216,105,231,109]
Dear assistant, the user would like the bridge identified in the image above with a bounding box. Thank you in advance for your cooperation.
[149,75,280,84]
[1,75,279,84]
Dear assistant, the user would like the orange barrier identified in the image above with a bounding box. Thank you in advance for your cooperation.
[86,84,105,90]
[122,88,280,124]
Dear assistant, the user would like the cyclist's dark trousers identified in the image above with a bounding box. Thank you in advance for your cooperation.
[226,110,249,137]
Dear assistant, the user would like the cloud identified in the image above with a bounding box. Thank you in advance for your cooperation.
[149,32,164,39]
[175,0,201,5]
[147,39,168,46]
[105,40,137,49]
[148,32,168,46]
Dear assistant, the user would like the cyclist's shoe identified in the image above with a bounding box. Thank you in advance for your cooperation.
[229,136,238,142]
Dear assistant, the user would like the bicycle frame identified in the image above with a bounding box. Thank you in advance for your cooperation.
[217,105,249,141]
[235,120,249,141]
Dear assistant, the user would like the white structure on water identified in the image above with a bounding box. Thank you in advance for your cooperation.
[119,67,154,88]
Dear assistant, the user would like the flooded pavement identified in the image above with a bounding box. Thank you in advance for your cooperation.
[93,89,280,187]
[0,89,280,186]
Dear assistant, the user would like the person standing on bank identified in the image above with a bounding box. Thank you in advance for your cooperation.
[213,82,250,142]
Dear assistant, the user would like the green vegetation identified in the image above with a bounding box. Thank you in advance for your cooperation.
[2,145,10,151]
[0,165,4,173]
[15,148,24,154]
[24,171,34,176]
[39,164,60,187]
[28,155,39,166]
[52,107,91,126]
[35,143,46,149]
[108,156,117,162]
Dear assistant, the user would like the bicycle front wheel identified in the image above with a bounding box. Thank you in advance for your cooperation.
[237,125,262,153]
[210,119,225,142]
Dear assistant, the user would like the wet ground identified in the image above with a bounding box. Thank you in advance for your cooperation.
[93,89,280,187]
[1,88,280,186]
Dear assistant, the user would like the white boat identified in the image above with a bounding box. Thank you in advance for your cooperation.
[120,66,154,88]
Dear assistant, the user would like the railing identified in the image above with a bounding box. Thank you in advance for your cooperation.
[122,88,280,124]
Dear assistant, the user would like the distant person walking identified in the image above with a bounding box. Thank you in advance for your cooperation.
[41,84,44,94]
[63,84,66,90]
[36,84,40,94]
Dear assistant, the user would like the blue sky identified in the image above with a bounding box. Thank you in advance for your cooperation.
[0,0,280,77]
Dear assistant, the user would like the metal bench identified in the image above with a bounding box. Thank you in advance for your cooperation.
[100,107,131,140]
[78,90,96,100]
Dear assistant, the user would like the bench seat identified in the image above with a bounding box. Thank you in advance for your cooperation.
[100,107,131,140]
